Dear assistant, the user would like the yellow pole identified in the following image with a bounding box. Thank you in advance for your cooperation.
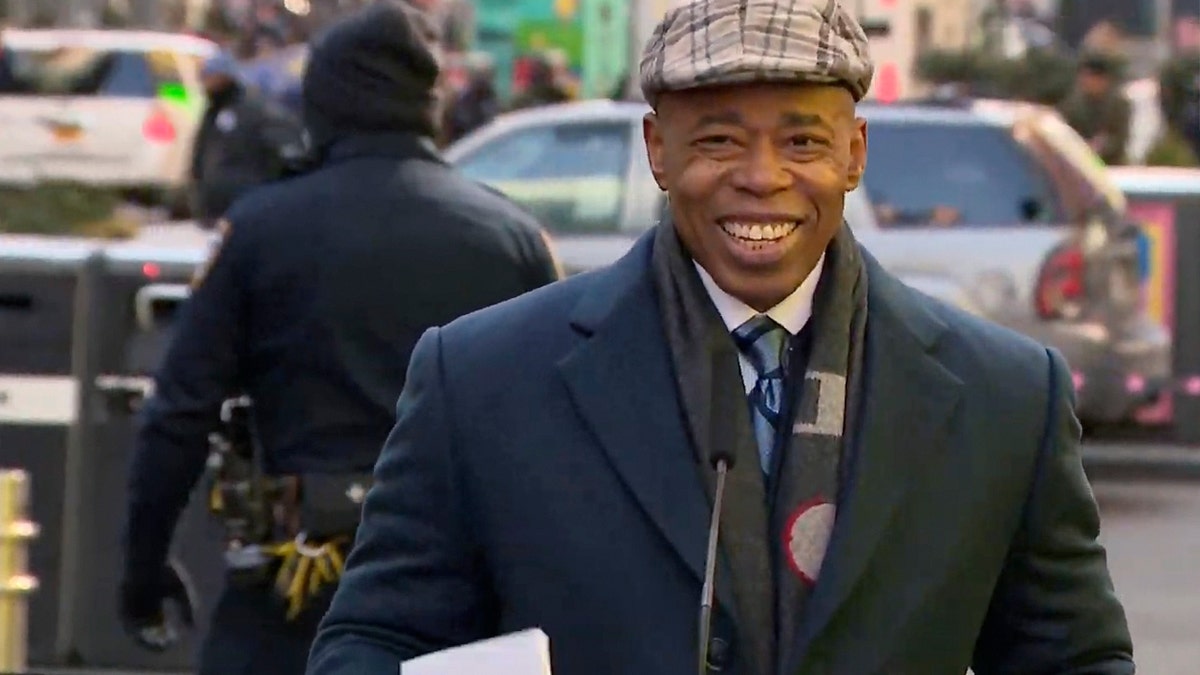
[0,470,39,674]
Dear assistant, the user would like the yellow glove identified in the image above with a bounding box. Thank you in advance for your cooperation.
[304,540,347,599]
[326,543,345,577]
[271,541,300,601]
[268,535,351,621]
[285,555,313,620]
[309,551,334,596]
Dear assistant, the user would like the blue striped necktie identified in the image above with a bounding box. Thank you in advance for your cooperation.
[732,315,788,474]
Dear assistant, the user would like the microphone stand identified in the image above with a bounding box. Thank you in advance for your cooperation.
[698,453,732,675]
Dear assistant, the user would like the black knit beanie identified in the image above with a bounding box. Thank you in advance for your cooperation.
[302,0,442,149]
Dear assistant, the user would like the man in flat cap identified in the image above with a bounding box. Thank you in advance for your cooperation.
[309,1,1134,673]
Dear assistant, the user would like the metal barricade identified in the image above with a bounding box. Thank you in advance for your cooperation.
[0,469,39,674]
[0,238,101,665]
[0,231,223,670]
[61,242,227,671]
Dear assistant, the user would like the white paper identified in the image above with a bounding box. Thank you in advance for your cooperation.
[401,628,552,674]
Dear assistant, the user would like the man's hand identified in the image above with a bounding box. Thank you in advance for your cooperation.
[118,558,199,652]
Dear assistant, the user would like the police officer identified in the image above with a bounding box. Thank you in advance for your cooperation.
[190,51,305,229]
[1058,50,1132,165]
[117,3,561,673]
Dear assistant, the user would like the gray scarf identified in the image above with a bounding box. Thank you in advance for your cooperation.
[651,218,869,674]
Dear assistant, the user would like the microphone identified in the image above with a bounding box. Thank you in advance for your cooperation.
[698,345,740,675]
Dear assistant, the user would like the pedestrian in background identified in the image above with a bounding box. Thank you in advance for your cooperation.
[1158,14,1200,161]
[443,51,499,144]
[509,50,573,110]
[189,51,305,228]
[1058,51,1132,164]
[0,22,22,93]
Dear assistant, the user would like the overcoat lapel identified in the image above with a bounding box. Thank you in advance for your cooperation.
[557,236,740,622]
[789,257,964,673]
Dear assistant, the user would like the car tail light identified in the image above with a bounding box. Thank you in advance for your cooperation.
[143,108,176,144]
[1035,244,1086,319]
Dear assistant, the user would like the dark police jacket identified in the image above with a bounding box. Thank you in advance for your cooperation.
[123,133,560,575]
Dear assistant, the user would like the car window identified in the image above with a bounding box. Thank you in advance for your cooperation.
[862,121,1063,227]
[455,121,631,234]
[143,49,187,94]
[842,185,877,230]
[4,48,181,98]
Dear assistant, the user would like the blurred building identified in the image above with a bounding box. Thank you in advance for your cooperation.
[857,0,980,102]
[0,0,466,36]
[475,0,627,101]
[1,0,199,29]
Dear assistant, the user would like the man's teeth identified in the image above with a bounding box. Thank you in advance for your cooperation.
[721,221,798,241]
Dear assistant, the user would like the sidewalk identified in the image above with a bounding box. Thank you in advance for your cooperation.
[1084,442,1200,481]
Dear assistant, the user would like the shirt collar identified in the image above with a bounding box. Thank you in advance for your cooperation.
[694,254,824,336]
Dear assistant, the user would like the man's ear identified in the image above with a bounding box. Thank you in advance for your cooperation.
[643,112,668,191]
[846,118,867,192]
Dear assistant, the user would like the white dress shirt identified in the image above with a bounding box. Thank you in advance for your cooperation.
[694,255,824,393]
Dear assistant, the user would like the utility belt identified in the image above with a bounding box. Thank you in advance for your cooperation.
[204,397,372,620]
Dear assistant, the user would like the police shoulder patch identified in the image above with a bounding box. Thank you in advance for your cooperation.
[191,218,233,289]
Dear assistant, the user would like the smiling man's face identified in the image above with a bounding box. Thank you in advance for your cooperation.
[644,82,867,312]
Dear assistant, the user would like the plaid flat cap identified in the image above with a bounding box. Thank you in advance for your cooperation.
[639,0,874,105]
